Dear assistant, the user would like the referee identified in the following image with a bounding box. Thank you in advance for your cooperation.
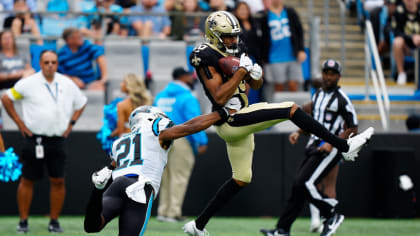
[1,50,87,233]
[260,59,358,236]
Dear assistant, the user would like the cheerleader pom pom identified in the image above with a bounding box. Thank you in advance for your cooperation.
[0,147,22,182]
[97,98,123,153]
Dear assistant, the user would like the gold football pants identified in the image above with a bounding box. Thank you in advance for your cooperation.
[215,102,294,183]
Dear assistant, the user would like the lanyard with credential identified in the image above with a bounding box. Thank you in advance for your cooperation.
[45,82,58,103]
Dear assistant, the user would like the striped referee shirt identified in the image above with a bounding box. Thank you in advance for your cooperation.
[308,87,358,145]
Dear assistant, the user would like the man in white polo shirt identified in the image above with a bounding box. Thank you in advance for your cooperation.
[1,50,87,233]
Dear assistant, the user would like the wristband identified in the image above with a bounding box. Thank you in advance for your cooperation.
[70,120,77,126]
[216,107,229,122]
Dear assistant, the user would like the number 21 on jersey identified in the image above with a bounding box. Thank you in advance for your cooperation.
[114,133,143,170]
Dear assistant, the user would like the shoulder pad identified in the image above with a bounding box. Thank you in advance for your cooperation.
[190,43,218,68]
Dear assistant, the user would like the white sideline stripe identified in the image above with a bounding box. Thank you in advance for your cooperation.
[305,148,339,207]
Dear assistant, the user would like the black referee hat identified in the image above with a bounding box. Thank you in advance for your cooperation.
[322,59,342,75]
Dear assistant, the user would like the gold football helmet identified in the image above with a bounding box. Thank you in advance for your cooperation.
[205,11,241,55]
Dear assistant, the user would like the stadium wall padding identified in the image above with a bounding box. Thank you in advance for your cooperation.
[0,131,419,218]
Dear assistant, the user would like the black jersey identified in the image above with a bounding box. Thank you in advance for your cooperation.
[189,43,248,113]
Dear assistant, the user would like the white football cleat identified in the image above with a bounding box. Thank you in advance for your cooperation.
[92,167,113,189]
[183,220,209,236]
[342,127,374,161]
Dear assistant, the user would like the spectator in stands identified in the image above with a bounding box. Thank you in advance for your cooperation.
[128,0,171,38]
[2,0,36,13]
[260,0,306,96]
[363,0,385,12]
[58,28,108,90]
[391,0,420,84]
[155,67,208,223]
[235,1,264,103]
[3,0,42,45]
[234,1,262,64]
[406,113,420,131]
[209,0,233,12]
[241,0,264,14]
[169,0,205,40]
[183,0,205,38]
[262,0,272,10]
[35,0,77,38]
[0,30,34,89]
[116,0,137,9]
[111,73,152,137]
[80,0,129,45]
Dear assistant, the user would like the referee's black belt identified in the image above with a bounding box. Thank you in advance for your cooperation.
[27,134,64,141]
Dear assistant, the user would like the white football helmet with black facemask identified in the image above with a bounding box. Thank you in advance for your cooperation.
[205,11,241,55]
[129,106,168,131]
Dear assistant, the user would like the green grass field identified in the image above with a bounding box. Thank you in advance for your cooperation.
[1,216,419,236]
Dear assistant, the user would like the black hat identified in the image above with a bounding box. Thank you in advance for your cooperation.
[172,67,192,79]
[322,59,342,75]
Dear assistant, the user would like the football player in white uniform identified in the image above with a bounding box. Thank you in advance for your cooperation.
[83,106,226,236]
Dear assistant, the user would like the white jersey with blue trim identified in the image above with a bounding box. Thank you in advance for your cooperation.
[110,117,173,194]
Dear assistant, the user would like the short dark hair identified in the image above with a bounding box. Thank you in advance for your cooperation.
[62,27,79,41]
[40,50,57,60]
[14,0,26,3]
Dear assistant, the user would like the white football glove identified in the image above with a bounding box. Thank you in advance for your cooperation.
[250,63,263,80]
[239,53,253,72]
[92,166,113,190]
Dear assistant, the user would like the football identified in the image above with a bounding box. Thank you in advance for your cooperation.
[218,56,240,77]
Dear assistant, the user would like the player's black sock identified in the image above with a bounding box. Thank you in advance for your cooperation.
[84,188,105,233]
[290,108,349,152]
[195,179,243,230]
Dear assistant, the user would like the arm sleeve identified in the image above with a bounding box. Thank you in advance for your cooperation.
[183,97,208,146]
[6,79,27,101]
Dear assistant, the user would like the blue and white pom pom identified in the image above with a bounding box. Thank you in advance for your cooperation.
[97,98,124,153]
[0,147,21,182]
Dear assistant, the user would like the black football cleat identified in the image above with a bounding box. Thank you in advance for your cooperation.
[48,219,64,233]
[17,219,29,233]
[320,213,344,236]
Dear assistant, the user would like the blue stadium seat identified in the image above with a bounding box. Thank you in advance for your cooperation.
[39,0,79,37]
[29,43,57,71]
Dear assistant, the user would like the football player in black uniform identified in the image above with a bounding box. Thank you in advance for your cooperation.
[183,11,374,236]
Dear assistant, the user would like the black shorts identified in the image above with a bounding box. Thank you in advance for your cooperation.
[21,135,67,180]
